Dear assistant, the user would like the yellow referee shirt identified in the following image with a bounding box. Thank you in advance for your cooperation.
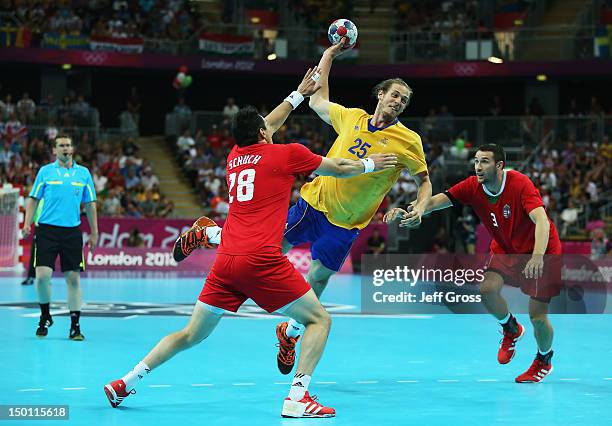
[300,103,428,230]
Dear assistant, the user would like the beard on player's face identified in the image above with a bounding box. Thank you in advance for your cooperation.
[474,155,496,183]
[475,163,498,183]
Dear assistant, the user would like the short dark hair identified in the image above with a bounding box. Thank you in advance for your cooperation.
[54,134,72,146]
[477,144,506,168]
[372,78,413,104]
[232,106,265,147]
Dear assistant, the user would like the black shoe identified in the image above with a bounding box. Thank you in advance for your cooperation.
[69,326,85,341]
[21,277,34,286]
[36,315,53,337]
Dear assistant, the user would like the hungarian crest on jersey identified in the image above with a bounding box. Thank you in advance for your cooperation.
[503,204,511,218]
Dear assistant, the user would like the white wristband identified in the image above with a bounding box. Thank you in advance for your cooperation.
[206,225,222,245]
[360,158,375,173]
[285,91,305,110]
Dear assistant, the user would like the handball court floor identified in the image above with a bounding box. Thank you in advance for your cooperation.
[1,272,611,426]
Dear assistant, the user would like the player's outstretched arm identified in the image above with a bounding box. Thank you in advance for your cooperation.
[264,67,321,134]
[383,193,453,226]
[314,153,397,178]
[309,38,348,125]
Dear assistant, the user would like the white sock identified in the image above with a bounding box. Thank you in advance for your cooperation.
[498,312,511,324]
[206,226,222,244]
[121,361,151,391]
[288,373,311,401]
[538,347,552,355]
[286,318,304,338]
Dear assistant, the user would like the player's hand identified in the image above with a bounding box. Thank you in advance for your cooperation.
[523,254,544,279]
[383,207,409,223]
[368,153,397,171]
[325,37,352,58]
[399,204,424,229]
[22,223,31,238]
[297,67,322,97]
[88,232,99,251]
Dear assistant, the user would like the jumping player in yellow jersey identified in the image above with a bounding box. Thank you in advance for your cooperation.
[275,39,432,374]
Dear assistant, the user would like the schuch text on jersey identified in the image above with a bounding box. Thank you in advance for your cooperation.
[227,154,262,170]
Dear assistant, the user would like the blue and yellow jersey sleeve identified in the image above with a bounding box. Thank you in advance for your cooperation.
[81,168,96,203]
[29,166,48,199]
[300,102,428,230]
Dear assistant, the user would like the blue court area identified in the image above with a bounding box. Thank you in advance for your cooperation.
[1,272,611,426]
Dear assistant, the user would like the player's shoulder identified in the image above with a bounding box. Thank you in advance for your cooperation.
[333,103,368,119]
[465,175,479,186]
[453,175,481,191]
[506,170,533,187]
[395,122,422,142]
[348,108,369,121]
[264,143,313,159]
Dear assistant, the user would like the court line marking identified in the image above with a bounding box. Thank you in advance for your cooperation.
[14,377,612,392]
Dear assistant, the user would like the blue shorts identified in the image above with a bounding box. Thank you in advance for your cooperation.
[284,198,359,272]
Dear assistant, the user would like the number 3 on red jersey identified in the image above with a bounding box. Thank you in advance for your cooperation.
[228,168,256,203]
[490,212,499,227]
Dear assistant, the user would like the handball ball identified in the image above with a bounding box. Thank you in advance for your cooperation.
[328,19,358,49]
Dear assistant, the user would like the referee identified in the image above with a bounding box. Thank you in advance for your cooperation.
[23,135,98,340]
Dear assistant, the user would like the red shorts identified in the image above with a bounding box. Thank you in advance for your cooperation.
[485,250,563,299]
[198,252,311,313]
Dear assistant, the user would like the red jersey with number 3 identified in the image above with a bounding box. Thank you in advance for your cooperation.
[218,143,322,256]
[446,170,561,254]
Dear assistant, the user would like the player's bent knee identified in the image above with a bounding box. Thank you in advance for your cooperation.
[479,280,502,296]
[182,328,207,347]
[310,305,331,329]
[529,313,548,325]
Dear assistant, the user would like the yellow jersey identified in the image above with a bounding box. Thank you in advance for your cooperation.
[300,103,428,230]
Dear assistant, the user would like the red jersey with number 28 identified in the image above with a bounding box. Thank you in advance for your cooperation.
[217,143,322,256]
[446,170,561,254]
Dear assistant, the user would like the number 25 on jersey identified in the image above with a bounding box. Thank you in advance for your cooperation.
[347,138,371,159]
[228,168,256,203]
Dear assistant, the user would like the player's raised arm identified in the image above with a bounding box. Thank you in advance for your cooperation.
[309,38,349,125]
[264,67,321,134]
[314,153,397,178]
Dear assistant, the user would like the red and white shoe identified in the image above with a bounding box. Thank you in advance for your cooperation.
[498,322,525,364]
[276,322,299,375]
[281,392,335,418]
[515,357,553,383]
[104,379,135,408]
